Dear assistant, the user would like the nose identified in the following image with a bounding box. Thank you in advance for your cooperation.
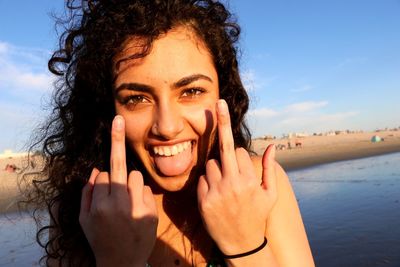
[151,101,184,139]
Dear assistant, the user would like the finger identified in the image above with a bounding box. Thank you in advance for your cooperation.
[235,148,256,179]
[216,99,239,176]
[143,186,158,216]
[197,174,209,207]
[80,168,100,214]
[261,144,276,190]
[127,170,145,206]
[205,159,222,188]
[92,172,110,204]
[88,167,99,186]
[110,115,128,189]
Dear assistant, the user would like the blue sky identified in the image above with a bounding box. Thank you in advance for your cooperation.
[0,1,399,152]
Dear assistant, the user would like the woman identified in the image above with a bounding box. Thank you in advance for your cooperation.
[27,0,314,266]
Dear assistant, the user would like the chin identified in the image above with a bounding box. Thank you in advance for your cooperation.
[149,167,201,193]
[154,173,192,192]
[159,182,188,192]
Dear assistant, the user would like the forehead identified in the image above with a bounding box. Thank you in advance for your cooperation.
[113,27,217,85]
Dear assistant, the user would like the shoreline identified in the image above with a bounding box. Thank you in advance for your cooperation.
[252,130,400,171]
[278,140,400,171]
[280,146,400,172]
[1,130,400,214]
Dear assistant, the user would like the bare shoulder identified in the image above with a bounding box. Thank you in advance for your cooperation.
[251,155,315,267]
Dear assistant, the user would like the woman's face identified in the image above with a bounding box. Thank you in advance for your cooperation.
[113,27,219,192]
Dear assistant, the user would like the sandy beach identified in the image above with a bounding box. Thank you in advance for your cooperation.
[252,130,400,171]
[1,130,400,213]
[0,155,42,214]
[0,160,23,213]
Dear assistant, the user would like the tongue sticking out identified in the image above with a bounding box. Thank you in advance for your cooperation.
[154,145,193,177]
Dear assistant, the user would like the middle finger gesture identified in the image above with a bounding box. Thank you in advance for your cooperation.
[197,100,278,257]
[79,115,158,267]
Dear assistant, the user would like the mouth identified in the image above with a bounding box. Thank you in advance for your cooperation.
[153,140,192,156]
[150,140,195,178]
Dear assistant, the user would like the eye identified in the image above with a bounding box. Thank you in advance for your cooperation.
[181,88,205,98]
[121,95,149,107]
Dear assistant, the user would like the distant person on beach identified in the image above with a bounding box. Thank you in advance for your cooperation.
[26,0,314,266]
[4,163,18,173]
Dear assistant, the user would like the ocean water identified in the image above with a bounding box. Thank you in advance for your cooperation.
[288,152,400,267]
[0,152,399,266]
[0,212,41,266]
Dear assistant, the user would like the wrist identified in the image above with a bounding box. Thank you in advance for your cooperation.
[222,237,278,267]
[225,248,277,267]
[222,237,268,259]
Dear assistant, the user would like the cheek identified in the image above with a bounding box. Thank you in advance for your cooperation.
[185,104,217,137]
[123,114,151,149]
[185,105,218,164]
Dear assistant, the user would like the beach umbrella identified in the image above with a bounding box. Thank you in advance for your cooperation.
[371,135,382,143]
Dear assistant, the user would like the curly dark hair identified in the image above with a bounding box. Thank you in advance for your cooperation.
[25,0,252,266]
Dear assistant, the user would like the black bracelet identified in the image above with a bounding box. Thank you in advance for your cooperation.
[221,237,268,259]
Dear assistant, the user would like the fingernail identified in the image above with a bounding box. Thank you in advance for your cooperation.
[113,115,124,130]
[217,99,228,114]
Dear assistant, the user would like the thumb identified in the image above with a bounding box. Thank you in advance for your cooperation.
[261,144,276,190]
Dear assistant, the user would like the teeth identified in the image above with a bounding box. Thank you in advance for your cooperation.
[164,147,171,156]
[153,141,191,157]
[177,143,182,153]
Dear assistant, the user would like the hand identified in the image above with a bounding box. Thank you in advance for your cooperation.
[197,99,278,256]
[79,115,158,267]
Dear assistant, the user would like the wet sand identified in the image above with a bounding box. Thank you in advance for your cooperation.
[252,130,400,171]
[1,130,400,213]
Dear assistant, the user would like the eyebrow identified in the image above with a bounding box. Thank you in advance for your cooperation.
[114,83,153,94]
[114,73,213,93]
[173,74,213,88]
